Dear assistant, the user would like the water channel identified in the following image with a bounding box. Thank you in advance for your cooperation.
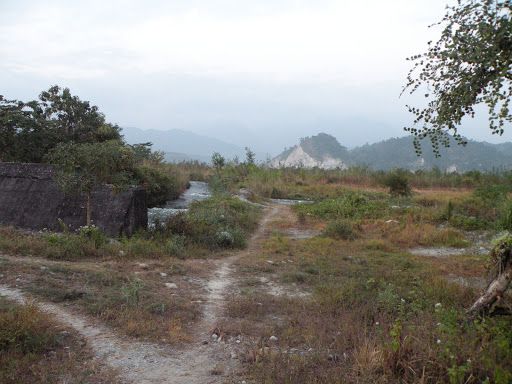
[147,181,210,228]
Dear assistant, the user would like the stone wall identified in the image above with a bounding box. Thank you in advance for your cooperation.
[0,162,147,237]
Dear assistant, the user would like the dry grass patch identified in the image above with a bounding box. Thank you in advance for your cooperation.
[0,257,206,344]
[361,219,469,249]
[0,297,116,384]
[233,224,512,383]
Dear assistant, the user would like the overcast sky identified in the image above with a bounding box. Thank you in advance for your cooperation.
[1,0,510,155]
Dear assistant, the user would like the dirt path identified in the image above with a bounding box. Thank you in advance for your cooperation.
[0,205,281,384]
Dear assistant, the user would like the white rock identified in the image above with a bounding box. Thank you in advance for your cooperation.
[266,260,274,264]
[160,272,168,277]
[269,335,278,342]
[164,283,178,289]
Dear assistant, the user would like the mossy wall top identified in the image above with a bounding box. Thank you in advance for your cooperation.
[0,162,147,237]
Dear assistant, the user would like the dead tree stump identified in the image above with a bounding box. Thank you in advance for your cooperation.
[468,236,512,315]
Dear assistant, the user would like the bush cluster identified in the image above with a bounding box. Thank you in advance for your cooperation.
[439,184,512,231]
[134,165,188,207]
[163,196,260,249]
[383,171,412,197]
[295,190,389,220]
[323,219,357,240]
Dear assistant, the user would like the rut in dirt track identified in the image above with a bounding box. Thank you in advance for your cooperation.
[0,205,281,384]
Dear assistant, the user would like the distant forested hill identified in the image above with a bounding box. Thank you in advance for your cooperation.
[299,133,349,161]
[272,133,512,172]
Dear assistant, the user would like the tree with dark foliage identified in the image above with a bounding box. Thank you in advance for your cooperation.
[403,0,512,155]
[0,86,121,162]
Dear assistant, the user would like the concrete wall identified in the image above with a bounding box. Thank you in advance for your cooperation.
[0,162,147,237]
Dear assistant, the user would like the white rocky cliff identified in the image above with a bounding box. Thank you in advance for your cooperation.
[270,133,348,170]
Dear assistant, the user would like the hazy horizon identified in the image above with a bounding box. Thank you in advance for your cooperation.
[2,0,512,155]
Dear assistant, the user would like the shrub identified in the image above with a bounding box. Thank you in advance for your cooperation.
[164,213,194,236]
[121,279,144,307]
[295,190,388,220]
[134,165,186,207]
[77,225,107,248]
[498,199,512,231]
[215,230,235,247]
[0,302,57,354]
[383,171,411,197]
[124,237,163,258]
[208,175,229,194]
[167,235,186,258]
[44,233,96,259]
[323,219,357,240]
[444,200,454,221]
[164,196,260,250]
[473,184,509,203]
[449,214,489,231]
[270,187,284,199]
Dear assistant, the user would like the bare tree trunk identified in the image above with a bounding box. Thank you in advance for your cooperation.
[86,193,92,226]
[468,241,512,316]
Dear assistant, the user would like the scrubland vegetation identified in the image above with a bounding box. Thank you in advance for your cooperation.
[2,0,510,380]
[1,160,512,382]
[213,161,512,198]
[2,87,512,384]
[213,164,512,383]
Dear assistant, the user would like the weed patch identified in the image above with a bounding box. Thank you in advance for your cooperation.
[0,297,112,383]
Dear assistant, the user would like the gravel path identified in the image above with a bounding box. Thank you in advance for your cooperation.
[0,205,280,384]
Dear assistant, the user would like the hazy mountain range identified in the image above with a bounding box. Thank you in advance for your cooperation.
[123,127,512,172]
[122,127,245,163]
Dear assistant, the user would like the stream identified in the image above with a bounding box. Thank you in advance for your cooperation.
[148,181,210,228]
